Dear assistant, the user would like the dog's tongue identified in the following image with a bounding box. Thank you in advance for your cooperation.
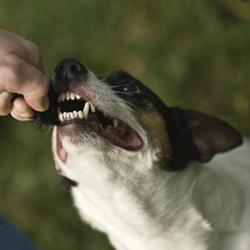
[56,129,68,162]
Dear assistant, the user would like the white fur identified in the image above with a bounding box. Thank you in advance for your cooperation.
[53,123,250,250]
[52,73,250,249]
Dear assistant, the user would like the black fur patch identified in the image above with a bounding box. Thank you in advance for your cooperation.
[105,71,243,171]
[59,175,78,191]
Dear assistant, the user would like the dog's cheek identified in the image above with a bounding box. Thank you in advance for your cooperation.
[136,106,173,166]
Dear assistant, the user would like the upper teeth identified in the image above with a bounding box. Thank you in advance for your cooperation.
[58,92,81,102]
[57,92,120,129]
[57,92,96,122]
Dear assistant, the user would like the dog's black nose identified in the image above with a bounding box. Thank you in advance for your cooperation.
[55,59,87,80]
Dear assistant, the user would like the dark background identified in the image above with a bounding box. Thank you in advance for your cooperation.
[0,0,249,249]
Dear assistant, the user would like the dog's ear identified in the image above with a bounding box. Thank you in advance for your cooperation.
[166,107,243,169]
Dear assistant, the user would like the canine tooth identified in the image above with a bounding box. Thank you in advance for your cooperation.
[83,102,90,119]
[70,93,75,100]
[113,119,119,128]
[78,111,84,119]
[58,93,65,102]
[73,111,78,118]
[66,92,71,100]
[59,113,63,122]
[57,108,62,121]
[90,103,96,113]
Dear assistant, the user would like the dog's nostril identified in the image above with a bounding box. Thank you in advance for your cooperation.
[69,63,81,75]
[55,59,88,80]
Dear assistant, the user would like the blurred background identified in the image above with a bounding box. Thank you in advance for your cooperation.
[0,0,250,249]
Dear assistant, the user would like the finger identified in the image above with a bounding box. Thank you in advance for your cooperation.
[0,54,49,112]
[0,91,13,116]
[10,97,34,121]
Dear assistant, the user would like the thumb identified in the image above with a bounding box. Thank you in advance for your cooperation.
[25,93,50,112]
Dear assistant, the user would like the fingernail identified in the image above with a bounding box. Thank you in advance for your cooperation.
[20,117,34,121]
[11,112,34,121]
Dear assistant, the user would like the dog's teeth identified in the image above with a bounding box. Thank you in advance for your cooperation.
[83,102,90,119]
[63,112,67,119]
[69,112,74,119]
[113,119,119,128]
[78,111,84,119]
[66,92,71,101]
[58,93,65,102]
[59,113,63,122]
[73,111,78,118]
[70,93,75,100]
[57,108,62,122]
[90,103,96,113]
[75,94,81,100]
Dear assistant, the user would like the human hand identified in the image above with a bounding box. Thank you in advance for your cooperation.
[0,29,49,121]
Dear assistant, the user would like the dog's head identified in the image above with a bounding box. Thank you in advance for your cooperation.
[37,59,242,173]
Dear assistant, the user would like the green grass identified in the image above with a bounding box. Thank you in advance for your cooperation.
[0,0,249,249]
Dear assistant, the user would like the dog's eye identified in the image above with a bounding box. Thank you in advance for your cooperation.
[122,84,140,93]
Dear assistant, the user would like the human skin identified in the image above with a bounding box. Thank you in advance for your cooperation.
[0,29,49,121]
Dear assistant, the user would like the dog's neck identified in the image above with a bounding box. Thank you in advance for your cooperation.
[61,146,211,250]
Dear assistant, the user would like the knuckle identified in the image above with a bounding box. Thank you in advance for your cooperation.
[2,53,19,67]
[4,65,19,85]
[0,55,25,88]
[26,42,41,60]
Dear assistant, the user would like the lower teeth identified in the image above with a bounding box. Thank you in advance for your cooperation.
[58,110,85,122]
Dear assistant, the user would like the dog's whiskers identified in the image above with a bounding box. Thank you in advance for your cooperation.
[109,80,137,89]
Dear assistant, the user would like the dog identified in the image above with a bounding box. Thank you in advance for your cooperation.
[37,59,250,250]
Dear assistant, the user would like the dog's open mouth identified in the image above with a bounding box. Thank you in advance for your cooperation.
[57,92,143,152]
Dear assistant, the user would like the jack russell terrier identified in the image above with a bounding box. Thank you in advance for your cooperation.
[37,59,250,250]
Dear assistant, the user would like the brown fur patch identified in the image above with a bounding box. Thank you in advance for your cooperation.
[136,102,173,167]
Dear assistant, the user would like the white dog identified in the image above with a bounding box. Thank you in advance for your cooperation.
[38,59,250,250]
